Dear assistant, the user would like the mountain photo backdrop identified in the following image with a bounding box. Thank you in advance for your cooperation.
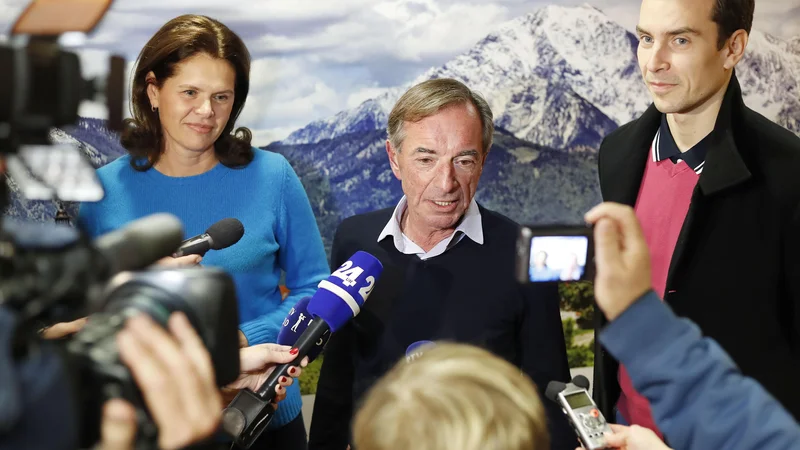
[3,1,799,379]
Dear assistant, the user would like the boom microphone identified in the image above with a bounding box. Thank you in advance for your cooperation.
[174,218,244,257]
[222,251,383,448]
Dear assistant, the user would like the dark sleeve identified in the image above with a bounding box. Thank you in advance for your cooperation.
[787,204,800,351]
[602,292,800,450]
[308,224,356,450]
[780,202,800,416]
[519,282,575,450]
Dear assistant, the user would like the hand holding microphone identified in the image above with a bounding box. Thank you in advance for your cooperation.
[222,251,383,448]
[221,297,322,407]
[157,217,244,267]
[221,344,307,408]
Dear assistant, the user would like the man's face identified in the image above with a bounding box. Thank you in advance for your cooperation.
[637,0,732,114]
[387,102,486,234]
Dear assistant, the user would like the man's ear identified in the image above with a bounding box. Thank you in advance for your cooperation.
[386,140,401,180]
[722,29,748,70]
[145,71,160,110]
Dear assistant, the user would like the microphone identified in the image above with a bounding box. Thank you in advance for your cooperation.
[276,297,328,363]
[93,213,184,274]
[545,376,611,449]
[572,375,590,390]
[545,381,568,402]
[174,218,244,257]
[222,251,383,448]
[545,375,590,402]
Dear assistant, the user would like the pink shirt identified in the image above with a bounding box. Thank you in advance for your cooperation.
[616,130,700,437]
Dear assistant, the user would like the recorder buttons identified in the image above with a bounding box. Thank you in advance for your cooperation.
[590,409,599,418]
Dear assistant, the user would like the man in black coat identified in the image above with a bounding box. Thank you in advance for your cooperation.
[309,78,574,450]
[594,0,800,438]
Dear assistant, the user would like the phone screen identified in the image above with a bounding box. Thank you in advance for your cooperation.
[528,235,589,282]
[516,226,594,284]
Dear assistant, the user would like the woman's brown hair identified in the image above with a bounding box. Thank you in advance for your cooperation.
[123,14,253,170]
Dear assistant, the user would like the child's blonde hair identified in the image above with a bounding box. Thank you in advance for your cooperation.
[352,342,550,450]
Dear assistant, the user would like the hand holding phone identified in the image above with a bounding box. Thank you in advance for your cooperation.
[516,226,595,284]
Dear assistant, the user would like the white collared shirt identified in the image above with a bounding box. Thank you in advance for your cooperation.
[377,196,484,260]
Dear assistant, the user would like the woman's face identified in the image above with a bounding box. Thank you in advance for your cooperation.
[147,52,236,156]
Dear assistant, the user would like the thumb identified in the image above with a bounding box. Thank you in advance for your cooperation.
[602,430,629,448]
[99,399,137,450]
[594,218,623,272]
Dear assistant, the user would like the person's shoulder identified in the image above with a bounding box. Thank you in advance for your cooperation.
[479,205,518,231]
[93,154,139,189]
[250,148,291,169]
[95,154,133,176]
[477,205,521,248]
[738,107,800,198]
[600,106,657,151]
[337,208,394,236]
[741,107,800,155]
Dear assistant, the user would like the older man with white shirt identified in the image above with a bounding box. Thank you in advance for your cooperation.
[308,78,574,450]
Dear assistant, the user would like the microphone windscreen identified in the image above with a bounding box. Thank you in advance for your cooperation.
[206,218,244,250]
[544,381,567,402]
[277,297,328,362]
[94,213,184,273]
[308,251,383,333]
[572,375,591,390]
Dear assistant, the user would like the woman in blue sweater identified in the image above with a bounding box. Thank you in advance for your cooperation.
[78,14,329,450]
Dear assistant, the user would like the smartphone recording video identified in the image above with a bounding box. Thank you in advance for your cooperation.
[516,226,594,283]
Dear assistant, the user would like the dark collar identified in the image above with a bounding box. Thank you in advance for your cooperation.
[696,74,751,195]
[654,115,709,174]
[604,72,751,201]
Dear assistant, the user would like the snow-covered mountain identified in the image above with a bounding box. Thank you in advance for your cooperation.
[5,4,799,254]
[4,118,126,223]
[269,128,602,254]
[283,4,800,149]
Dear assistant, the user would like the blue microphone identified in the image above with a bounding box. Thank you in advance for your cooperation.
[307,250,382,332]
[405,340,436,362]
[222,251,383,448]
[276,297,328,363]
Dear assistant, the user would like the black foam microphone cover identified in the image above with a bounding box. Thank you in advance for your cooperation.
[206,218,244,250]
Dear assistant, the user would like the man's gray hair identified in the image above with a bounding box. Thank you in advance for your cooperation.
[387,78,494,154]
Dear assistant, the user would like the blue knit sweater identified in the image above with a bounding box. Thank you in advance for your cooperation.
[78,149,329,428]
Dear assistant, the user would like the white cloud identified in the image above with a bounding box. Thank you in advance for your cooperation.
[78,100,109,120]
[1,0,795,143]
[238,65,344,129]
[753,3,800,38]
[246,0,512,63]
[250,126,300,146]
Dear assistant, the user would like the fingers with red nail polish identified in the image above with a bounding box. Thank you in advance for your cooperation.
[288,365,303,379]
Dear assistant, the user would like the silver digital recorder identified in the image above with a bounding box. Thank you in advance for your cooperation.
[547,376,613,449]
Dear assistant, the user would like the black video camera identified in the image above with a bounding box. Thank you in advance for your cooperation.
[0,2,242,448]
